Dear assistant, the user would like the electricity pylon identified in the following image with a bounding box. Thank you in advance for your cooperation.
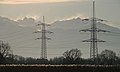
[34,16,53,59]
[80,1,109,59]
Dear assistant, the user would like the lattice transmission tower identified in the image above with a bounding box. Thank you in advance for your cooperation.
[80,1,109,59]
[34,16,53,59]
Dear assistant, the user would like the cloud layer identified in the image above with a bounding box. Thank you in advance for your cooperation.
[0,0,78,4]
[0,0,91,4]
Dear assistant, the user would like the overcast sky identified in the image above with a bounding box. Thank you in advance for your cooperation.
[0,0,120,28]
[0,0,75,4]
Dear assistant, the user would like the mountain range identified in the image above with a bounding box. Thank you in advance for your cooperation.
[0,16,120,59]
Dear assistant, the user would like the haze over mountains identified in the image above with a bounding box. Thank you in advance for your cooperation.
[0,16,120,58]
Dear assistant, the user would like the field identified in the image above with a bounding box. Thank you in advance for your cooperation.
[0,64,120,72]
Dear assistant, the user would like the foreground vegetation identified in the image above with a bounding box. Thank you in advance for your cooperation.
[0,64,120,72]
[0,41,120,65]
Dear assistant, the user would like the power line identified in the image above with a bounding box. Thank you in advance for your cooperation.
[12,46,79,49]
[10,38,34,46]
[0,28,33,40]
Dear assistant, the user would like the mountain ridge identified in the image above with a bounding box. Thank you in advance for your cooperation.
[0,16,120,58]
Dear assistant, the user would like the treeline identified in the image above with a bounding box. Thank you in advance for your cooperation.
[0,41,120,65]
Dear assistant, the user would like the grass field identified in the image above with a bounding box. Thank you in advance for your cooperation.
[0,64,120,72]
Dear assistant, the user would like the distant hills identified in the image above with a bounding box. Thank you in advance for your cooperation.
[0,16,120,58]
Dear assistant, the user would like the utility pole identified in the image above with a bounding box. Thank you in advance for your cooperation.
[34,16,53,59]
[0,40,3,53]
[80,1,109,59]
[0,41,1,52]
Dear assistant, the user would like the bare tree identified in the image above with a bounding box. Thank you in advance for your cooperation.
[63,48,82,61]
[0,41,12,63]
[97,49,118,64]
[99,49,116,60]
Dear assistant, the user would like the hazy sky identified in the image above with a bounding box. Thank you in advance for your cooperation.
[0,0,75,4]
[0,0,120,28]
[0,0,88,4]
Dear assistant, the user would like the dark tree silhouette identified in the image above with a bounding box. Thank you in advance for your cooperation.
[97,49,118,64]
[49,56,64,64]
[63,48,82,64]
[0,41,12,63]
[63,48,82,60]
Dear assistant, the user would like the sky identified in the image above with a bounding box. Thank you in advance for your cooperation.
[0,0,120,28]
[0,0,75,4]
[0,0,89,4]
